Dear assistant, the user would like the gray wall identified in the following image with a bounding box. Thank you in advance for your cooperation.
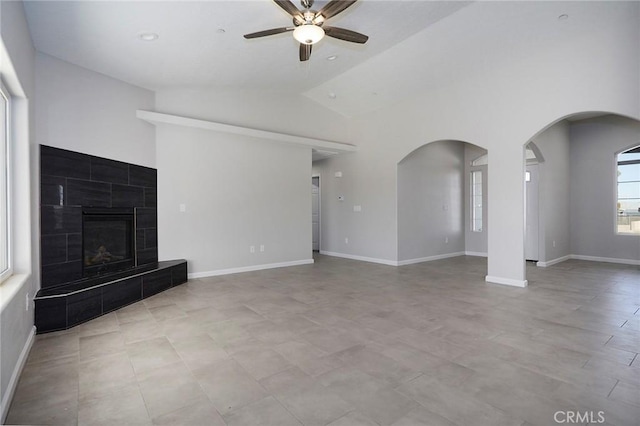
[570,116,640,262]
[153,89,346,276]
[311,153,368,260]
[0,0,36,420]
[35,53,156,168]
[397,141,465,262]
[156,125,313,276]
[316,1,640,284]
[532,121,571,264]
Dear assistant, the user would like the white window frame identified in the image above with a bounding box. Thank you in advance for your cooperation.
[471,170,483,233]
[0,78,12,283]
[616,145,640,236]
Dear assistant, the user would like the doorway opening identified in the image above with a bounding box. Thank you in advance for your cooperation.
[312,176,320,252]
[525,142,544,262]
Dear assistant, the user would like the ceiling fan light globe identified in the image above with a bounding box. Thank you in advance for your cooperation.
[293,24,325,45]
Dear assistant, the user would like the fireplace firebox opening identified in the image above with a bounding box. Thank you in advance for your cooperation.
[82,207,136,277]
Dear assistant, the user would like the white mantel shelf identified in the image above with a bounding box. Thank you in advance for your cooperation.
[136,110,356,155]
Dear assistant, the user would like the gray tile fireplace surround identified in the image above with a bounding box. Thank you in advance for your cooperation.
[35,145,187,333]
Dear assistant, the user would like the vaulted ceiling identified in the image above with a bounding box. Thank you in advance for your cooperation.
[24,1,469,93]
[23,1,630,118]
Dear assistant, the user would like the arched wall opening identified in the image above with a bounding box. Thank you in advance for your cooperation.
[397,140,488,264]
[523,112,640,271]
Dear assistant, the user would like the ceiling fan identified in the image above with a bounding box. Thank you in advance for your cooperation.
[244,0,369,62]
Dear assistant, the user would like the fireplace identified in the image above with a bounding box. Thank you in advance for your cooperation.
[36,146,187,334]
[82,207,135,277]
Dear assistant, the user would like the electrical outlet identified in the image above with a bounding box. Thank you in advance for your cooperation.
[445,237,449,244]
[345,237,349,244]
[553,240,556,248]
[179,204,186,212]
[260,245,265,252]
[250,245,255,253]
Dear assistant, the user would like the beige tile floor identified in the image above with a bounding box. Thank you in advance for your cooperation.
[6,255,640,426]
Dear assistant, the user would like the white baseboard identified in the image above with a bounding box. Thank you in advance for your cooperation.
[536,254,640,268]
[188,259,314,279]
[320,250,468,267]
[319,251,398,266]
[1,326,36,424]
[569,254,640,266]
[485,275,528,288]
[397,252,465,266]
[536,255,571,268]
[464,251,488,257]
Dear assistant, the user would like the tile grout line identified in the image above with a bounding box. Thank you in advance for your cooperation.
[606,379,619,399]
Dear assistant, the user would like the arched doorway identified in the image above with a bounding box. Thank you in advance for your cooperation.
[523,112,640,272]
[397,140,488,265]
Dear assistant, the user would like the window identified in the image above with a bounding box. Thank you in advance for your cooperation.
[0,80,10,281]
[616,146,640,234]
[471,170,483,232]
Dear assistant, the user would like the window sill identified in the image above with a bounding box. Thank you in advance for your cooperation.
[0,273,31,313]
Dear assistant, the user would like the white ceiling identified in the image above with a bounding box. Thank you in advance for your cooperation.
[23,0,470,94]
[24,1,635,120]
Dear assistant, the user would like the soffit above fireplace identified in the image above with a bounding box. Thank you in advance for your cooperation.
[136,110,356,158]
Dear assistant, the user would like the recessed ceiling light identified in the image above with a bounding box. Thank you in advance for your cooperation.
[328,92,337,99]
[558,14,569,21]
[138,32,159,41]
[326,55,338,61]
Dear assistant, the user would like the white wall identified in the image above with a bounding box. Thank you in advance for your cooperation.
[569,115,640,263]
[397,141,465,262]
[317,1,640,285]
[0,0,36,421]
[464,144,488,256]
[531,122,571,264]
[35,53,156,167]
[156,125,312,276]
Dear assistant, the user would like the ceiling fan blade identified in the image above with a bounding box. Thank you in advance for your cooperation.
[317,0,358,20]
[244,27,293,39]
[274,0,303,19]
[299,43,312,61]
[324,26,368,44]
